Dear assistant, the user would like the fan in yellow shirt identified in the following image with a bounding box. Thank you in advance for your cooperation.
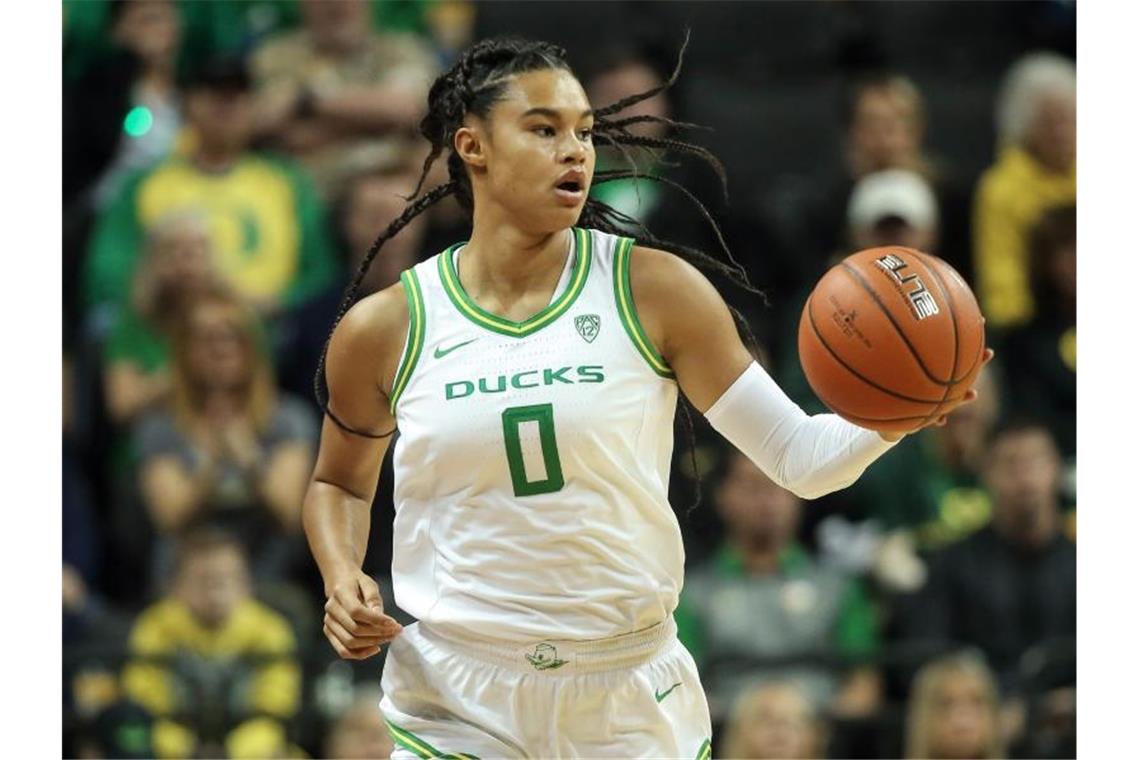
[121,527,301,759]
[974,52,1075,328]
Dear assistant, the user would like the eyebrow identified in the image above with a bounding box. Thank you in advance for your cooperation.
[520,107,595,120]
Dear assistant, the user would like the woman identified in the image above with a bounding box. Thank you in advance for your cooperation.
[905,652,1005,759]
[720,682,825,760]
[103,211,218,426]
[303,37,990,758]
[136,289,316,582]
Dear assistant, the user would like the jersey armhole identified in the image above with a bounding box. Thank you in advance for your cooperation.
[612,237,675,379]
[389,268,426,413]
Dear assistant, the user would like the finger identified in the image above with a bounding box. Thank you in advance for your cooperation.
[328,590,394,634]
[325,614,393,649]
[963,388,978,402]
[981,347,995,365]
[324,624,381,660]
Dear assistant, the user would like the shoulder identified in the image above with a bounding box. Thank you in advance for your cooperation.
[235,600,297,652]
[626,244,738,355]
[325,278,413,399]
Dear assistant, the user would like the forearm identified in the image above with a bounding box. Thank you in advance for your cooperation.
[302,480,373,593]
[313,84,424,131]
[143,458,218,532]
[705,362,898,499]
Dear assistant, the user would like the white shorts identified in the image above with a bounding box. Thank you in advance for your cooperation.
[379,617,713,759]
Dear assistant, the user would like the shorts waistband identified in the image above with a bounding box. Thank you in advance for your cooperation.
[418,617,677,675]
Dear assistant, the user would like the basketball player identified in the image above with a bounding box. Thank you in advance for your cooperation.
[303,38,989,758]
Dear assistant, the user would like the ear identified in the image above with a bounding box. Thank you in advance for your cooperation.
[454,123,488,170]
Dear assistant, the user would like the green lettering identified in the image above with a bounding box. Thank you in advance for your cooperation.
[445,380,475,400]
[577,365,605,383]
[543,367,573,385]
[479,375,507,394]
[511,370,540,389]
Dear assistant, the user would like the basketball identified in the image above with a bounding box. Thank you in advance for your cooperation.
[798,247,986,434]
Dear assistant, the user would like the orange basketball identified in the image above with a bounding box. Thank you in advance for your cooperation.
[797,247,986,434]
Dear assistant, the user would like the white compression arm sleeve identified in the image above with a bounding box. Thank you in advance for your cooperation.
[703,362,898,500]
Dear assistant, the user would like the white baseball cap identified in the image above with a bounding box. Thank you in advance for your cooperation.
[847,169,939,231]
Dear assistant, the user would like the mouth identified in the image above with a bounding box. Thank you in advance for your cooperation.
[554,176,586,206]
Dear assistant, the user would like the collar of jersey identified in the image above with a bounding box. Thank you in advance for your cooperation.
[436,226,592,338]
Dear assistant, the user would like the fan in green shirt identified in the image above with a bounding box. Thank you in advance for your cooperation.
[84,55,338,320]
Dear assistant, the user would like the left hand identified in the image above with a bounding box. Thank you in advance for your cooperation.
[879,348,995,442]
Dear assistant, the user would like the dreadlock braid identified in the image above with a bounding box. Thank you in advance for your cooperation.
[314,32,763,512]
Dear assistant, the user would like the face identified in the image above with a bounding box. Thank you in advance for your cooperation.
[938,366,998,450]
[586,61,668,139]
[1048,240,1077,302]
[716,454,800,548]
[458,68,596,233]
[186,89,256,154]
[984,428,1061,539]
[1026,89,1076,172]
[175,545,250,628]
[302,0,369,53]
[344,172,427,292]
[927,671,996,759]
[853,217,937,253]
[849,86,922,175]
[150,219,214,294]
[737,686,818,760]
[185,302,254,391]
[113,0,181,65]
[327,703,395,760]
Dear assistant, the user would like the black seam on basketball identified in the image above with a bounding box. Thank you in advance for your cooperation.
[807,294,948,405]
[823,394,967,423]
[908,252,959,426]
[838,261,953,386]
[915,252,985,384]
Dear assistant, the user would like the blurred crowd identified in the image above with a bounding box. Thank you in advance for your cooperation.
[61,2,1076,758]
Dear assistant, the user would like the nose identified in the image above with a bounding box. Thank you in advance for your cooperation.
[559,133,587,164]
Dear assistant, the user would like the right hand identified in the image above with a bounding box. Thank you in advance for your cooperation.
[323,570,404,660]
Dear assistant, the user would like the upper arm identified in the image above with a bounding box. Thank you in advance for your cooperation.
[309,285,408,501]
[627,245,755,412]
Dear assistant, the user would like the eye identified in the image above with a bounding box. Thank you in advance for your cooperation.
[532,125,556,137]
[578,128,594,141]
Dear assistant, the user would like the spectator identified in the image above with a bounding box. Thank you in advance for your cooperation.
[847,168,939,255]
[840,366,1001,549]
[676,451,882,721]
[905,651,1005,760]
[583,43,674,224]
[896,420,1076,692]
[121,527,301,759]
[324,688,395,760]
[102,212,222,427]
[277,148,429,403]
[84,54,339,319]
[719,681,825,760]
[973,52,1076,328]
[134,290,317,582]
[251,0,439,199]
[1001,204,1076,462]
[64,0,184,213]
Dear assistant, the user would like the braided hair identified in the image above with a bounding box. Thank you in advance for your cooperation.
[316,34,762,508]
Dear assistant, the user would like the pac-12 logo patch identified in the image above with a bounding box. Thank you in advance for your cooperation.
[574,313,600,343]
[525,643,568,670]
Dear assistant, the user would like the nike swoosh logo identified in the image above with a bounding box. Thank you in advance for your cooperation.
[433,338,478,359]
[655,681,682,703]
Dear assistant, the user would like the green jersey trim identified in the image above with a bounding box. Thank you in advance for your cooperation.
[385,719,481,759]
[613,236,675,378]
[390,268,426,413]
[436,227,592,337]
[694,738,712,760]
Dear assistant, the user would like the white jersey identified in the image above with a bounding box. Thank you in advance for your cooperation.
[388,227,682,642]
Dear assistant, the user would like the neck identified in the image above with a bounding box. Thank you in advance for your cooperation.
[995,503,1060,550]
[461,208,573,302]
[731,536,784,575]
[193,145,239,173]
[200,390,245,419]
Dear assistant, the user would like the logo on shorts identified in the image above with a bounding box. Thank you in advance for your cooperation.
[525,643,568,671]
[574,314,600,343]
